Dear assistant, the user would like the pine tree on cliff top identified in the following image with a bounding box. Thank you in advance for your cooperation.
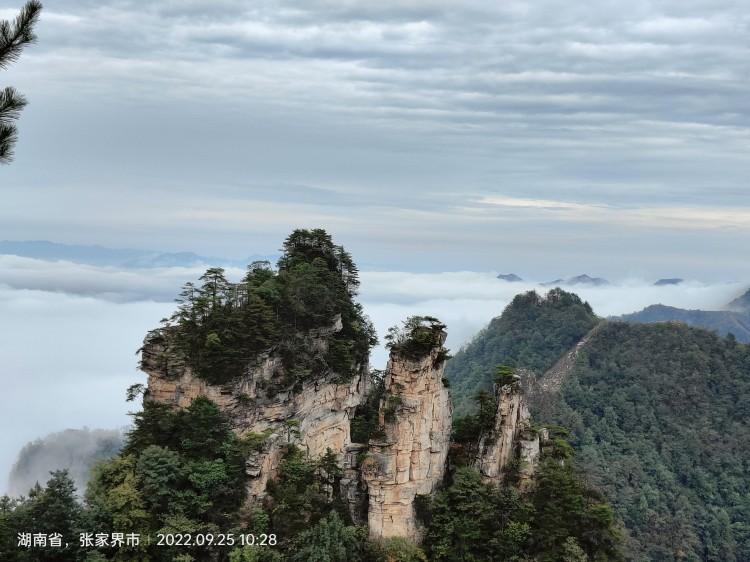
[1,1,42,164]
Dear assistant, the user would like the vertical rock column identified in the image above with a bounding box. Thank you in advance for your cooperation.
[363,331,452,541]
[474,381,541,486]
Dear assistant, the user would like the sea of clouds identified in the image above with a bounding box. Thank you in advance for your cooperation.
[1,255,747,493]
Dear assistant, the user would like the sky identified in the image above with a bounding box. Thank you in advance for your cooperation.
[1,0,750,491]
[0,0,749,277]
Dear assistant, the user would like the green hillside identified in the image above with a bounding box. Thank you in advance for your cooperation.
[444,288,599,417]
[549,322,750,561]
[445,292,750,561]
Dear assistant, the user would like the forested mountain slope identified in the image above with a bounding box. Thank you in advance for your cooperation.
[445,290,750,561]
[550,322,750,561]
[444,289,599,416]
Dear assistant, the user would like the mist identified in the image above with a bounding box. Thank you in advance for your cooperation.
[1,259,747,493]
[7,428,124,498]
[0,286,171,494]
[358,271,747,366]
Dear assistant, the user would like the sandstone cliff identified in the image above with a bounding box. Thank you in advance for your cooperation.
[474,380,542,489]
[140,315,368,502]
[140,309,547,543]
[362,325,452,541]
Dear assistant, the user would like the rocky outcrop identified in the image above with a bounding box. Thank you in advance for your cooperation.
[538,321,604,393]
[362,329,452,541]
[474,381,542,488]
[140,315,368,503]
[340,444,369,525]
[140,306,554,545]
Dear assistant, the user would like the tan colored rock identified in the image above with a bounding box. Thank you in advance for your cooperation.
[363,331,452,541]
[474,382,541,486]
[140,316,367,504]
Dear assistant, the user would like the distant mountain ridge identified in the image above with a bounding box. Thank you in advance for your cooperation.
[7,428,123,497]
[614,288,750,343]
[0,240,276,269]
[654,277,683,286]
[496,273,523,282]
[728,288,750,313]
[541,273,609,287]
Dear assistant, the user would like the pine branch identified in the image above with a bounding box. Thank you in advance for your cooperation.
[0,1,42,70]
[0,86,27,124]
[0,122,19,164]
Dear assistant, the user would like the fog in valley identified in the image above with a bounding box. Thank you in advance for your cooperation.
[1,254,746,494]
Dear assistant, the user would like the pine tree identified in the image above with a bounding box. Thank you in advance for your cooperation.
[26,470,82,561]
[0,1,42,164]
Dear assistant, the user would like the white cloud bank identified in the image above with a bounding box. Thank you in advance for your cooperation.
[358,271,747,365]
[1,258,747,492]
[0,287,172,494]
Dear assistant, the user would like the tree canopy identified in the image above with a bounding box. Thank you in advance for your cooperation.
[150,229,377,386]
[445,289,598,417]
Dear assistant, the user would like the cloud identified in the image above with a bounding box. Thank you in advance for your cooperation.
[0,255,227,302]
[0,286,171,492]
[2,0,750,487]
[474,196,750,231]
[1,257,747,490]
[7,428,123,497]
[359,271,747,365]
[1,0,748,279]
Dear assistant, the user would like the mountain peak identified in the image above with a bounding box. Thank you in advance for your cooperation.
[541,274,609,287]
[497,273,523,282]
[727,287,750,312]
[654,278,684,286]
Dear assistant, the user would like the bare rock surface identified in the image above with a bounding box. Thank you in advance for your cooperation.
[140,316,367,503]
[362,332,452,541]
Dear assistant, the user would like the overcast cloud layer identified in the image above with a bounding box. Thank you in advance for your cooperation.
[0,0,749,277]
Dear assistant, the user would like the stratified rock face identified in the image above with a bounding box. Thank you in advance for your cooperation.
[474,382,540,486]
[140,315,367,502]
[362,333,452,541]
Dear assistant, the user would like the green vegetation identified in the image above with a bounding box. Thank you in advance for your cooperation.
[0,252,638,562]
[84,396,247,560]
[385,316,450,362]
[250,445,417,562]
[1,397,248,560]
[0,470,83,562]
[493,364,517,386]
[445,288,750,561]
[350,370,386,444]
[0,396,419,562]
[149,229,376,385]
[445,289,598,417]
[264,444,348,543]
[425,440,622,562]
[548,322,750,561]
[0,1,42,164]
